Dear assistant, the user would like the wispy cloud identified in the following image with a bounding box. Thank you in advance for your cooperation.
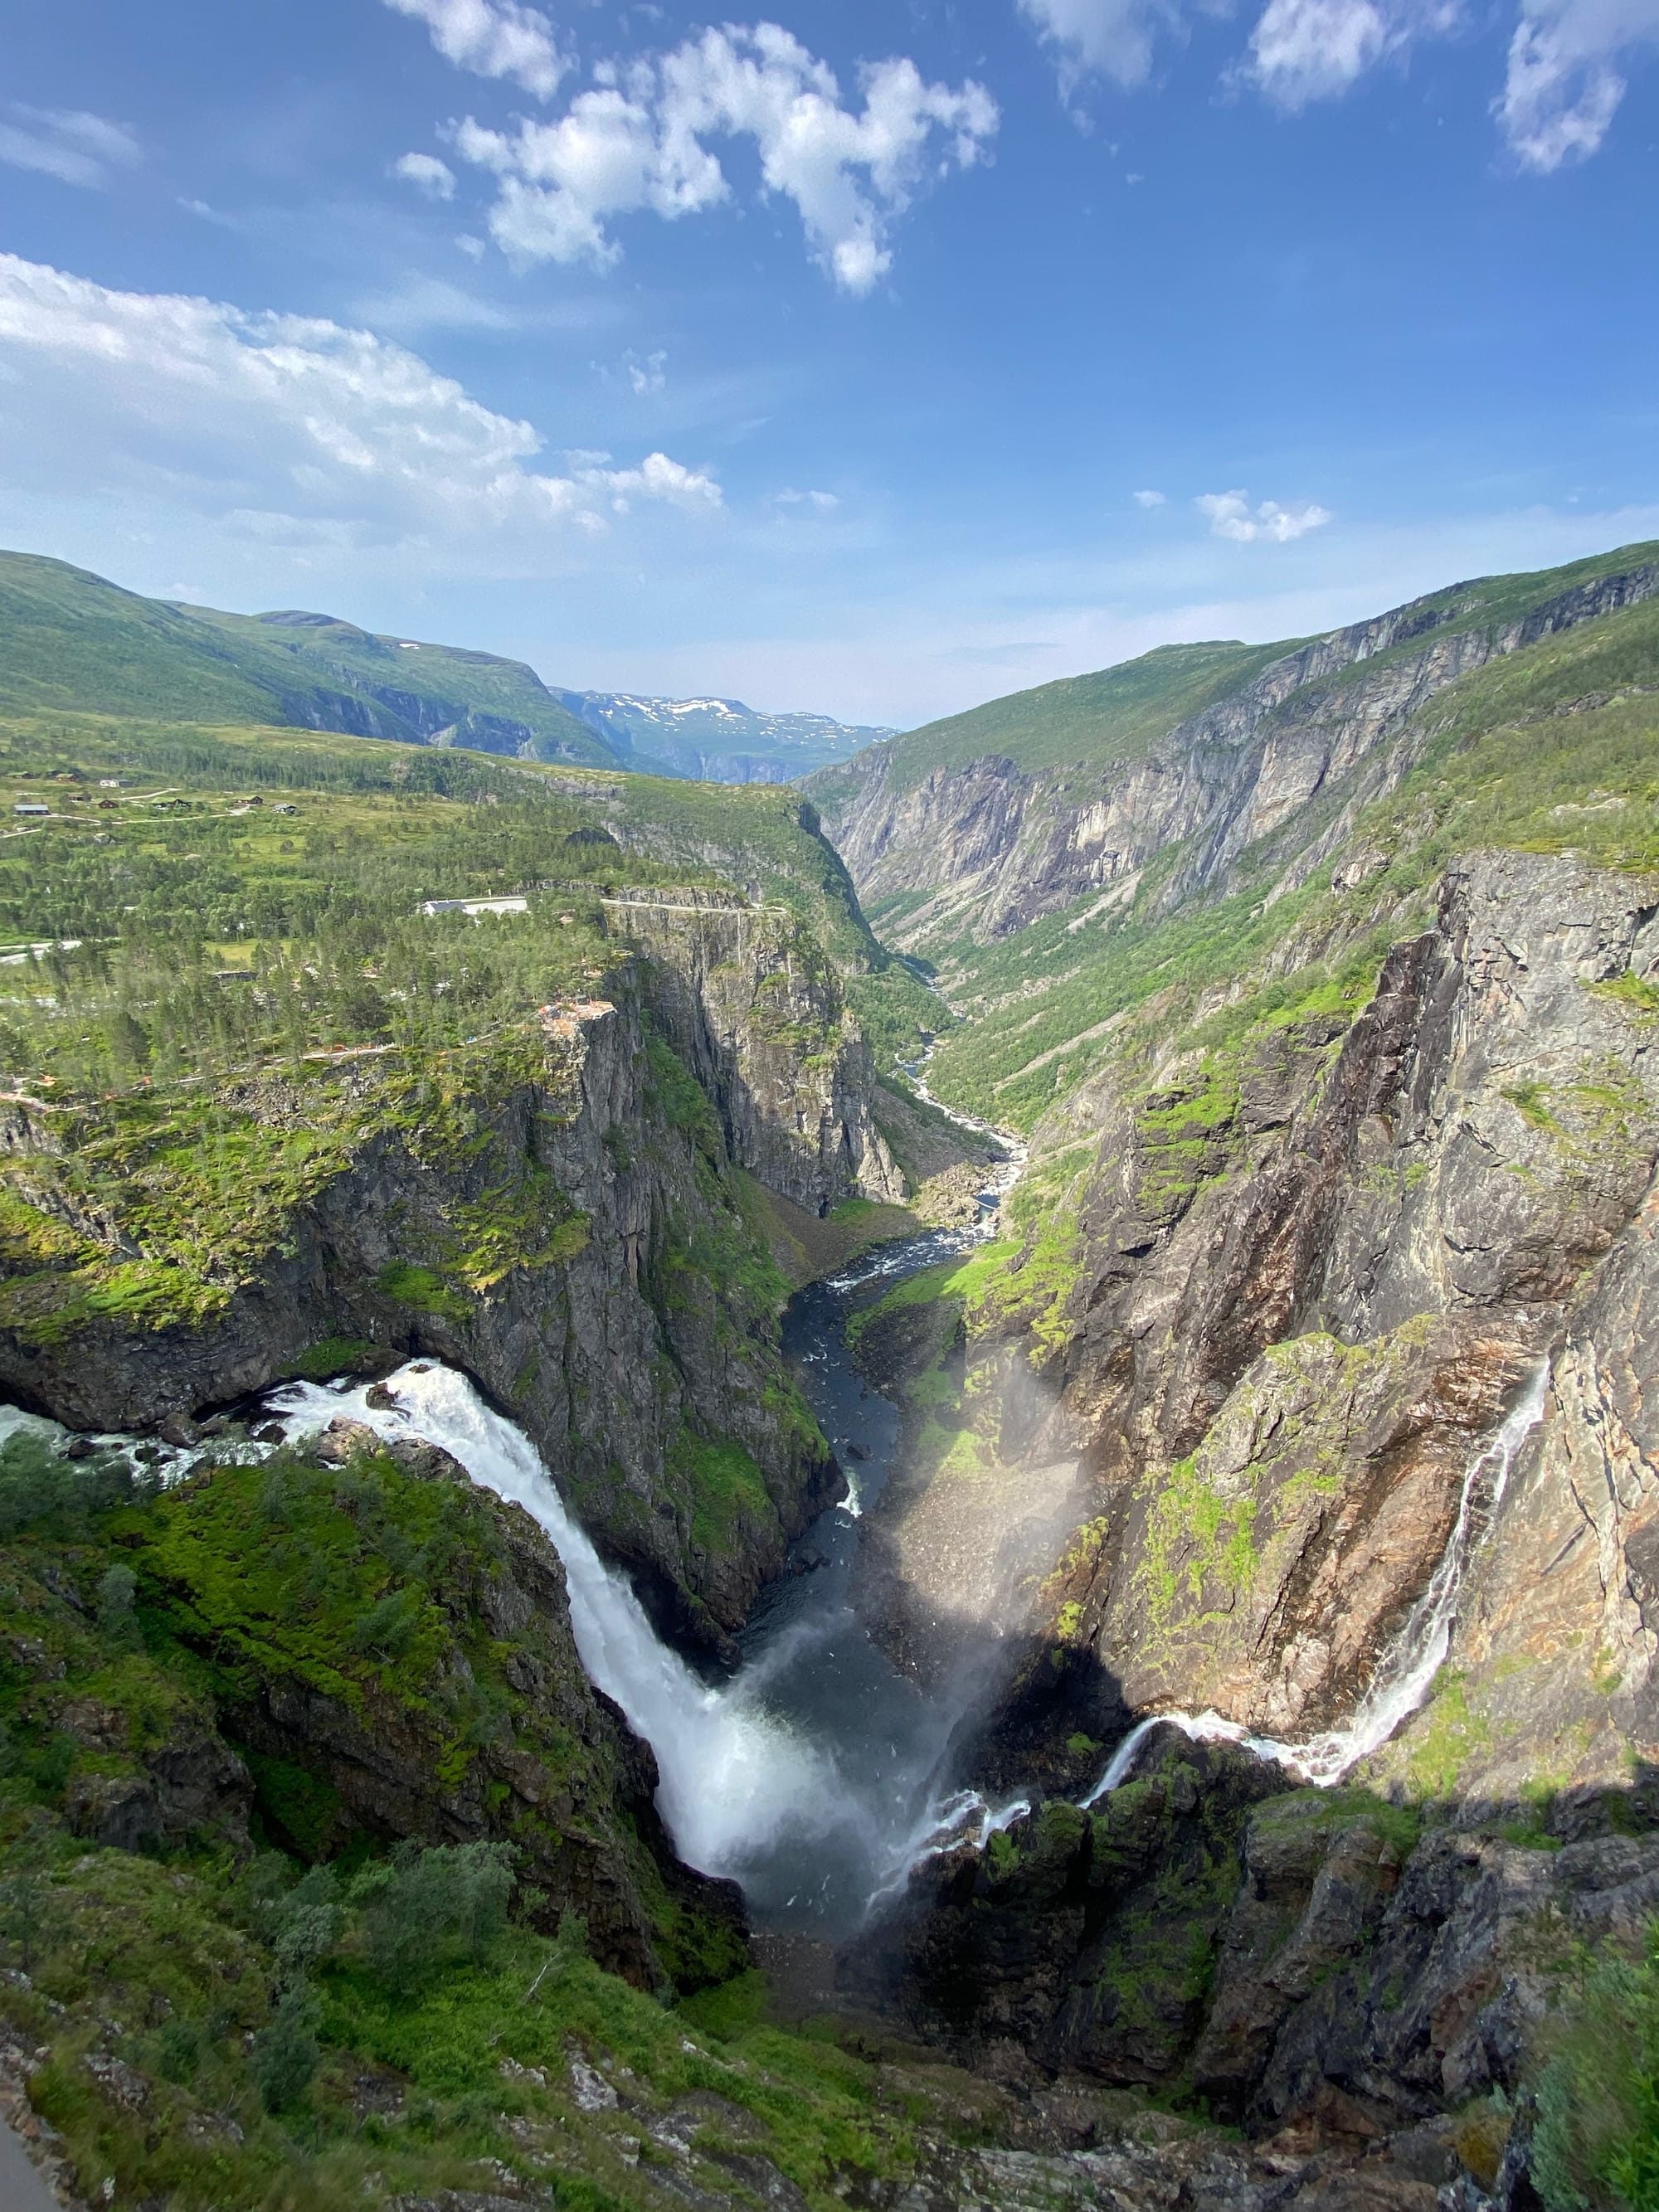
[1197,489,1333,542]
[1132,488,1166,508]
[1017,0,1184,91]
[391,150,457,201]
[1496,0,1659,168]
[0,105,141,190]
[776,487,839,511]
[1242,0,1462,107]
[625,348,667,396]
[381,0,569,99]
[1018,0,1657,168]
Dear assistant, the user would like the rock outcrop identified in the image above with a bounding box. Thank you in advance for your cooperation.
[864,850,1659,1788]
[605,893,903,1210]
[845,1730,1288,2082]
[0,955,858,1652]
[0,1417,743,1996]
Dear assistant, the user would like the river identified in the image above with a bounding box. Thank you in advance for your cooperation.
[0,1066,1551,1942]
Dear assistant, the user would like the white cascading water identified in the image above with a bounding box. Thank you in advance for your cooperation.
[270,1365,849,1881]
[1075,1355,1553,1804]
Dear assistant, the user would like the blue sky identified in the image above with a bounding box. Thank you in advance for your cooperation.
[0,0,1655,727]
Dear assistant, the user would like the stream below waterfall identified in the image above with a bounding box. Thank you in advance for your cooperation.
[0,1050,1554,1943]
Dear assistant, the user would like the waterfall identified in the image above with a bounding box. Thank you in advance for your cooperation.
[1075,1357,1553,1802]
[270,1365,851,1881]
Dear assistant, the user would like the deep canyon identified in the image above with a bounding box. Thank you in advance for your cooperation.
[2,540,1659,2210]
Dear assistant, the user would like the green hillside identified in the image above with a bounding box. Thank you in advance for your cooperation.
[837,639,1290,795]
[0,551,620,769]
[183,601,612,766]
[0,552,300,727]
[926,584,1659,1128]
[820,537,1659,809]
[0,710,906,1100]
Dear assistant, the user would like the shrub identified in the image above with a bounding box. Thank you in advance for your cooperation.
[0,1431,154,1542]
[95,1562,143,1651]
[252,1981,322,2112]
[348,1840,515,1995]
[1533,1927,1659,2210]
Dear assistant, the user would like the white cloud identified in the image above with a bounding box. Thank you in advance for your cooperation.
[392,150,458,200]
[776,487,839,510]
[625,348,667,394]
[0,253,720,559]
[1132,488,1166,508]
[348,275,524,336]
[1496,0,1659,167]
[445,23,997,293]
[1197,489,1333,542]
[382,0,569,99]
[0,105,141,190]
[1017,0,1184,90]
[1243,0,1461,106]
[1019,0,1652,171]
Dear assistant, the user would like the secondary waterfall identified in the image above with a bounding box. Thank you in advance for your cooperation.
[1075,1355,1553,1805]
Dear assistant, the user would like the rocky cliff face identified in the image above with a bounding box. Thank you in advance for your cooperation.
[0,919,898,1653]
[848,1721,1659,2183]
[814,561,1659,952]
[859,849,1659,1793]
[603,892,903,1211]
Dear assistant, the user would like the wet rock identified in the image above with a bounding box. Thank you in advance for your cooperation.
[314,1417,380,1465]
[844,1733,1289,2087]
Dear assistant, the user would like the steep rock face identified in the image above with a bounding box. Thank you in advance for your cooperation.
[946,849,1659,1763]
[1373,1159,1659,1800]
[815,562,1659,950]
[860,1748,1659,2176]
[1199,1789,1659,2137]
[0,973,842,1650]
[606,894,903,1210]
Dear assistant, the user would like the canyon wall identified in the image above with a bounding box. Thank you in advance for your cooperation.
[813,560,1659,952]
[0,909,902,1655]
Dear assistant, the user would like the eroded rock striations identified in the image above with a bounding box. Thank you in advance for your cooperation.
[883,850,1659,1786]
[811,558,1659,950]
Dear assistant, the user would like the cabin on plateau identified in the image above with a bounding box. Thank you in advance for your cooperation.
[419,896,530,919]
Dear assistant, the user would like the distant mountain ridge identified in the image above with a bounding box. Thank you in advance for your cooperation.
[557,687,894,784]
[0,548,883,786]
